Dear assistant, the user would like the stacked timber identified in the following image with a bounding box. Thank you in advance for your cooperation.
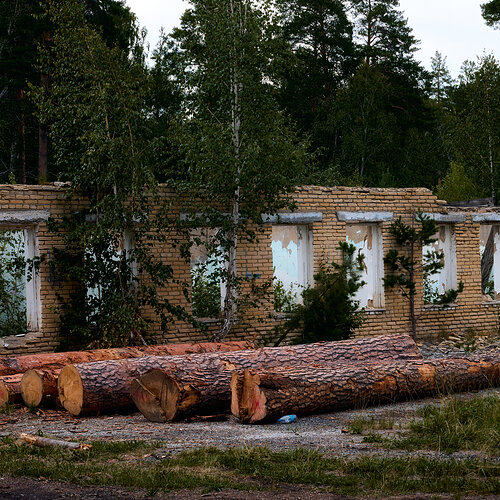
[56,334,423,419]
[231,355,500,424]
[0,341,253,408]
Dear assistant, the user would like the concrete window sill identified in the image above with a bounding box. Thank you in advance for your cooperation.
[422,304,459,311]
[363,309,386,315]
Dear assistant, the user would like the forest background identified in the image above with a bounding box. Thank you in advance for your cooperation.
[1,0,499,201]
[0,0,499,346]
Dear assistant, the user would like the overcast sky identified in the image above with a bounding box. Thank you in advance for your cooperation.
[126,0,499,78]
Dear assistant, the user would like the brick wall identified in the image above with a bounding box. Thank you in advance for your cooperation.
[0,183,498,356]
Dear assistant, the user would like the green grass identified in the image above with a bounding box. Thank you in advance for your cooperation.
[0,437,498,496]
[392,394,500,455]
[348,416,394,434]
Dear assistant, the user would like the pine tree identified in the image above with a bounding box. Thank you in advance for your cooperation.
[276,0,356,164]
[429,51,453,103]
[349,0,420,75]
[449,56,500,199]
[482,0,500,27]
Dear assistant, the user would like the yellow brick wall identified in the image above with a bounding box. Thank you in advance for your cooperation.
[0,183,498,356]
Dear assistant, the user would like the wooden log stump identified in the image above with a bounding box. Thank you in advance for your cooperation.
[0,341,254,377]
[232,355,500,424]
[0,373,23,407]
[129,334,423,422]
[16,341,253,409]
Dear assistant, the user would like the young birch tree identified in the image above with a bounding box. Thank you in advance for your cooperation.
[168,0,309,340]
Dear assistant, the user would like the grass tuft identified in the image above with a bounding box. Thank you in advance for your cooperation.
[392,394,500,454]
[348,416,394,434]
[0,402,15,415]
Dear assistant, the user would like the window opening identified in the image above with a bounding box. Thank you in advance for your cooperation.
[480,224,499,301]
[271,225,313,312]
[190,228,226,318]
[346,224,384,309]
[0,228,40,336]
[422,225,457,304]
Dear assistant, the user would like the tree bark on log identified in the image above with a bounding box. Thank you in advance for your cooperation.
[232,355,500,424]
[129,334,423,422]
[0,341,254,376]
[15,341,253,409]
[0,373,23,407]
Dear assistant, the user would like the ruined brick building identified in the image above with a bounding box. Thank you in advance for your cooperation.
[1,183,499,356]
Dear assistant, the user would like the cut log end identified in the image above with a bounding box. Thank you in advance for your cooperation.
[230,372,240,417]
[238,370,267,424]
[21,369,44,407]
[58,365,84,416]
[0,380,8,407]
[130,369,172,423]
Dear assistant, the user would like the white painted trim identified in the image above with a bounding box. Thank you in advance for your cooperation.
[262,213,323,224]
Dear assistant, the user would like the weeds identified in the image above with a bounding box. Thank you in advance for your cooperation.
[348,416,395,434]
[392,394,500,455]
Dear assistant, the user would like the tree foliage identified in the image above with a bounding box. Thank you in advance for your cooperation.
[0,0,136,185]
[166,0,310,339]
[32,0,188,348]
[482,0,500,28]
[447,56,500,200]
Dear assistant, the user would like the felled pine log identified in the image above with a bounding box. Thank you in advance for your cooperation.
[232,355,500,424]
[19,341,254,409]
[0,341,254,377]
[0,373,23,407]
[128,334,423,422]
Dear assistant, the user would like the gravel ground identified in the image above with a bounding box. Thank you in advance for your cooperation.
[1,388,498,462]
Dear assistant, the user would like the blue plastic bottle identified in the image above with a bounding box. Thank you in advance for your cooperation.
[277,414,297,424]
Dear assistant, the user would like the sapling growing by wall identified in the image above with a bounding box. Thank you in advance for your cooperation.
[383,212,464,339]
[272,242,366,346]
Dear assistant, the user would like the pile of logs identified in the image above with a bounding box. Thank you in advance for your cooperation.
[1,334,499,425]
[0,341,254,408]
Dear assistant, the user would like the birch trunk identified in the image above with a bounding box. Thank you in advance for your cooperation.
[214,0,244,341]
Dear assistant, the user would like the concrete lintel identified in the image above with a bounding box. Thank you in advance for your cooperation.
[420,212,466,223]
[0,210,50,224]
[262,212,323,224]
[471,213,500,223]
[337,211,393,223]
